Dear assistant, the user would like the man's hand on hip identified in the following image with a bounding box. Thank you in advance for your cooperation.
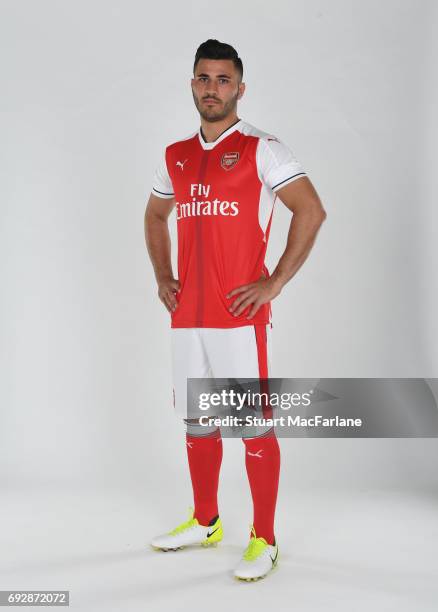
[226,274,282,319]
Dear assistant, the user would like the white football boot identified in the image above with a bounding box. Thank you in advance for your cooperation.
[150,506,223,551]
[233,525,279,581]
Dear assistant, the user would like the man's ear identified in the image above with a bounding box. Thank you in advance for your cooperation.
[238,82,246,100]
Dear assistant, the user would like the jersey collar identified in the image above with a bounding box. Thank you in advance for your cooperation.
[197,118,242,150]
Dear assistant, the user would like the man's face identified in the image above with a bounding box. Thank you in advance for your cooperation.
[191,59,245,122]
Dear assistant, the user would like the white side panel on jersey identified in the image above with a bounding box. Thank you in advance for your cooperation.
[152,149,174,199]
[257,182,275,237]
[238,121,307,235]
[239,123,276,236]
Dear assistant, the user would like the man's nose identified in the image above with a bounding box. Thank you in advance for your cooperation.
[205,82,219,95]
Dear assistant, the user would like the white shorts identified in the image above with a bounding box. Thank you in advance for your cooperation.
[171,323,272,418]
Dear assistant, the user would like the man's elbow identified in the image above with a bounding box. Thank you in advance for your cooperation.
[310,201,327,229]
[318,206,327,224]
[145,205,166,225]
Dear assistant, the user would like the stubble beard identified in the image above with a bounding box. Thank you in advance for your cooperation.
[192,89,240,123]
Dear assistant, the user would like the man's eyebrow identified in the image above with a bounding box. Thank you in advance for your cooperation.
[196,73,232,79]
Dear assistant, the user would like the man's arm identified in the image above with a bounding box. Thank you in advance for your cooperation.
[144,193,180,313]
[269,175,326,289]
[227,176,327,318]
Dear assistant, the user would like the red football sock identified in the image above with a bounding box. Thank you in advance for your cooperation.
[243,429,280,545]
[186,428,223,526]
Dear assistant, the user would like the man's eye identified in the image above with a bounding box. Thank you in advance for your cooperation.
[198,77,229,83]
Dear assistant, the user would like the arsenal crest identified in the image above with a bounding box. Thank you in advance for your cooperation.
[221,151,239,171]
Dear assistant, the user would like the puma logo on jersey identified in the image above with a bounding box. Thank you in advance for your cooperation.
[247,449,263,458]
[176,159,188,170]
[186,441,194,448]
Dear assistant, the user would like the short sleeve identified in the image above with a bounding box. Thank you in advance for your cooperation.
[256,136,307,193]
[151,149,175,199]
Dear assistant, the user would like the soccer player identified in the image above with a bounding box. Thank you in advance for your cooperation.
[145,39,326,581]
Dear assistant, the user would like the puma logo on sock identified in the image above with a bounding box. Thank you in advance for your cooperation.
[247,449,263,458]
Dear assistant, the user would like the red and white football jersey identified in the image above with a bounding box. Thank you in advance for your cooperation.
[151,118,307,329]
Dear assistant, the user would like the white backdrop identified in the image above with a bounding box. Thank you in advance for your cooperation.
[1,1,438,609]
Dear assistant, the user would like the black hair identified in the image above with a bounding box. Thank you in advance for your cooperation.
[193,39,243,82]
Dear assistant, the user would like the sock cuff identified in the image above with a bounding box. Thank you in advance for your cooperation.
[184,419,221,438]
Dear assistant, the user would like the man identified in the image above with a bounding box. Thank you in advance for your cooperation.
[144,39,326,581]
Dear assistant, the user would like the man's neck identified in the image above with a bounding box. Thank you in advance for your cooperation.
[200,115,240,143]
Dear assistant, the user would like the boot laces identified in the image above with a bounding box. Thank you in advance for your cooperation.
[169,506,198,535]
[243,524,268,560]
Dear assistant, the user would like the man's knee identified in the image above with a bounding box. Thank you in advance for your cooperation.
[242,426,276,442]
[184,417,220,437]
